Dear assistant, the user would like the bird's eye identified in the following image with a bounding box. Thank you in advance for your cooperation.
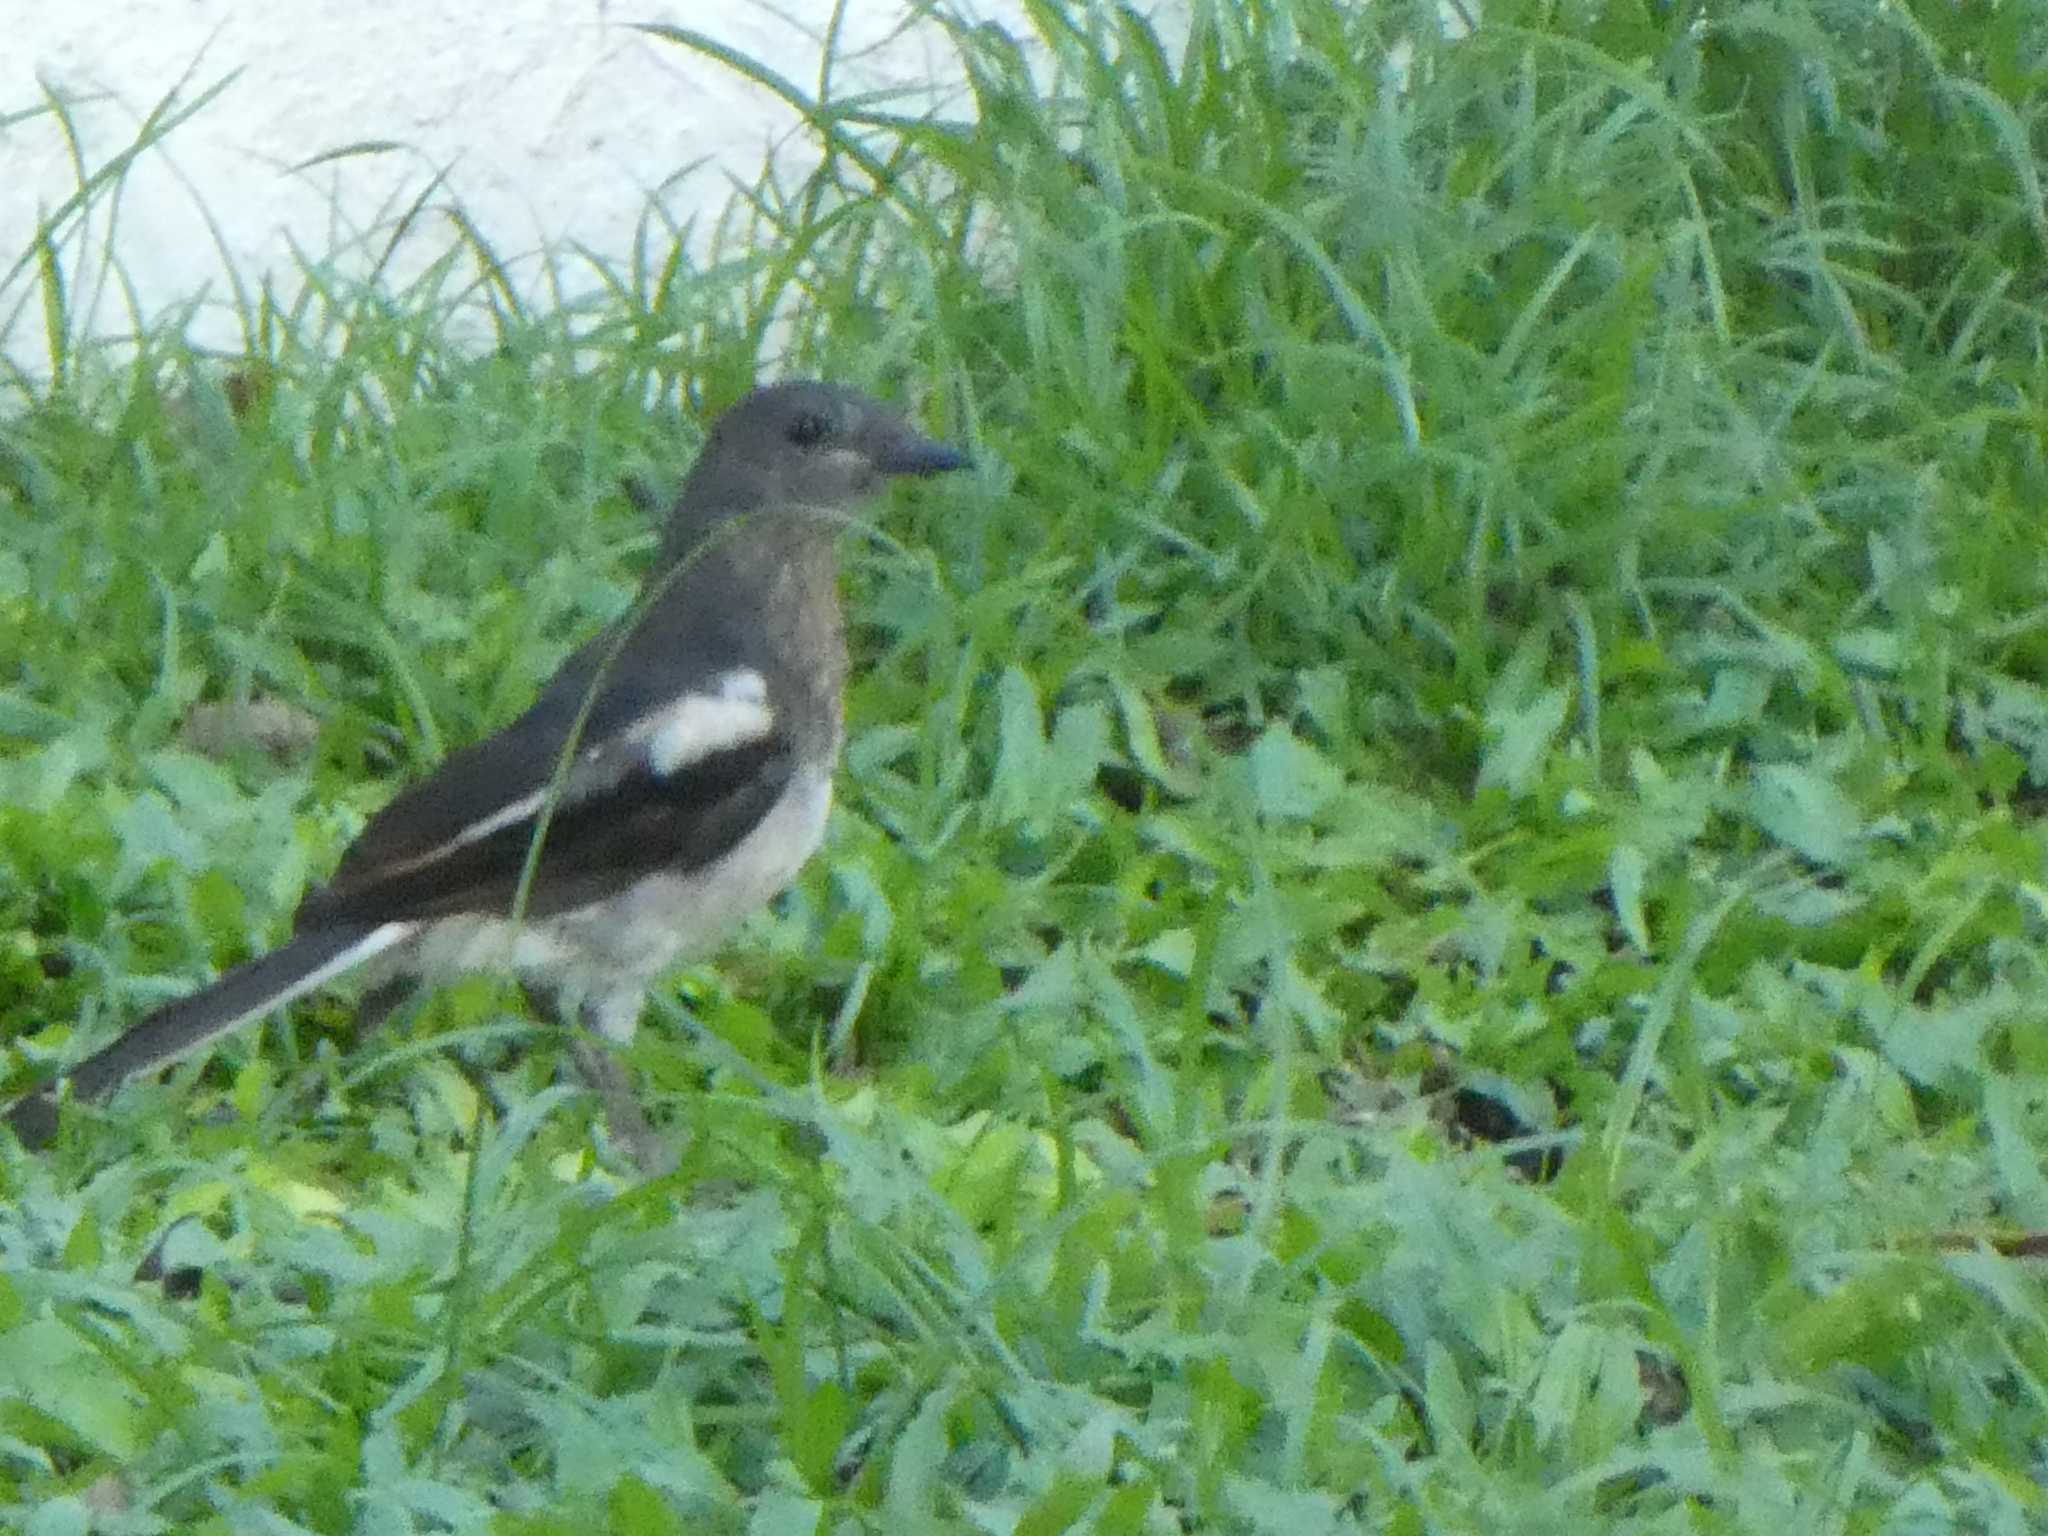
[787,411,832,448]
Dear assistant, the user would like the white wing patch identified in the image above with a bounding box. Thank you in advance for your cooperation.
[644,668,775,778]
[369,669,774,882]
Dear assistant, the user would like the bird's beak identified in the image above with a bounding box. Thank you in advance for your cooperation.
[871,424,972,478]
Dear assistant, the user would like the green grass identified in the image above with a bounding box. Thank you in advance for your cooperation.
[4,0,2048,1528]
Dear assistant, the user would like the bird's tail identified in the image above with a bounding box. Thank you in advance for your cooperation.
[5,920,415,1148]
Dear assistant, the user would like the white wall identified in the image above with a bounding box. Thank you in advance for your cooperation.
[0,2,1065,356]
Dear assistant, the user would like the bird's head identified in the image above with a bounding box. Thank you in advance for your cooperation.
[681,380,970,519]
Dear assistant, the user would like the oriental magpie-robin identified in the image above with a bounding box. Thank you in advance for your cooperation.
[6,380,969,1149]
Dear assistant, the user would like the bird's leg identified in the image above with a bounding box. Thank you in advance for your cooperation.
[350,976,418,1035]
[565,1033,677,1177]
[514,981,676,1177]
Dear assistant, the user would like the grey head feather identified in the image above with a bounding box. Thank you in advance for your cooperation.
[658,381,969,560]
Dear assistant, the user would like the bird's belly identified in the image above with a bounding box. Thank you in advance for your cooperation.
[406,767,835,1040]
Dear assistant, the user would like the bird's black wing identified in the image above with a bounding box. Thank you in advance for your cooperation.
[296,613,796,928]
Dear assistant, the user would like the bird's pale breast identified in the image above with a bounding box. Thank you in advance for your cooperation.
[404,763,836,1041]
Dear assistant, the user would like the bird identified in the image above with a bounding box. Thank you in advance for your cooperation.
[5,380,970,1154]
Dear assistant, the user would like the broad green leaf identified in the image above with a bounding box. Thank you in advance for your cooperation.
[1744,761,1860,866]
[748,1491,825,1536]
[990,663,1047,827]
[1478,686,1569,799]
[1833,627,1901,675]
[1223,1475,1344,1536]
[0,1318,143,1458]
[1609,843,1651,952]
[1247,724,1344,820]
